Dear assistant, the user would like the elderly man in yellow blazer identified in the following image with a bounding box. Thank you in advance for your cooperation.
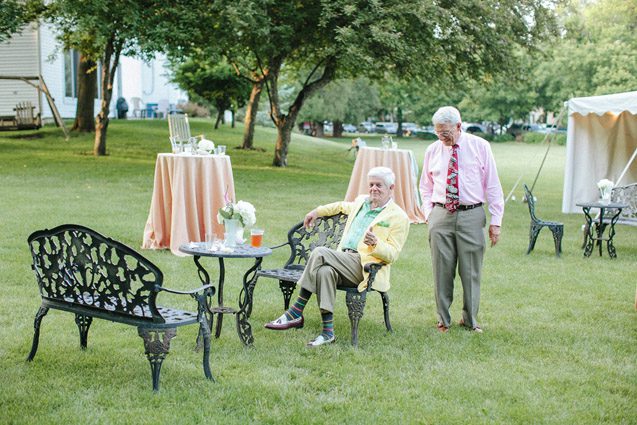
[265,166,410,347]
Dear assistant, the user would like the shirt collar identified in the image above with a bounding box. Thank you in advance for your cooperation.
[365,197,393,211]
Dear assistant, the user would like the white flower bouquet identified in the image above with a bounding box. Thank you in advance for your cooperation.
[198,138,215,154]
[597,179,614,203]
[217,200,256,228]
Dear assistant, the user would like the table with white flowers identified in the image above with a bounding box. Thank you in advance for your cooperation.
[142,153,235,256]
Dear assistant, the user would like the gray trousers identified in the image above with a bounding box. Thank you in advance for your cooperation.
[428,205,486,328]
[298,247,363,313]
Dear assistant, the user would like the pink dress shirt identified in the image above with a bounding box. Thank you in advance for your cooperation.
[419,131,504,226]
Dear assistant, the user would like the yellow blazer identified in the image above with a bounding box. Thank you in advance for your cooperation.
[316,195,410,292]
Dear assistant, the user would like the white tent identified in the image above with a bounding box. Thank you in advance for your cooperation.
[562,91,637,213]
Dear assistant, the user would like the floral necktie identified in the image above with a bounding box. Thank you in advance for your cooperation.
[445,144,459,213]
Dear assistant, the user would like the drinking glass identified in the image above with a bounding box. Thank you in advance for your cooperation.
[205,232,217,250]
[217,145,226,155]
[250,228,264,247]
[381,136,390,150]
[169,136,181,154]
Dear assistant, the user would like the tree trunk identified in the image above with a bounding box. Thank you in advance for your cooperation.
[267,57,337,166]
[241,80,263,149]
[313,121,324,138]
[231,109,235,128]
[214,108,223,129]
[333,120,343,138]
[273,120,294,167]
[72,54,96,132]
[93,36,122,156]
[396,106,404,138]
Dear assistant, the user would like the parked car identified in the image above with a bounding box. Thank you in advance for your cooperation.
[342,123,357,133]
[462,122,486,134]
[323,121,333,134]
[357,121,374,133]
[374,122,398,134]
[401,122,418,136]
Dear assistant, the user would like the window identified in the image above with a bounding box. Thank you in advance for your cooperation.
[64,49,80,98]
[64,49,101,99]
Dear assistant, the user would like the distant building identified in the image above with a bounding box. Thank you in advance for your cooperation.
[0,22,186,121]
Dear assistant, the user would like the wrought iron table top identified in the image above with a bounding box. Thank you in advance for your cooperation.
[179,242,272,258]
[576,201,628,209]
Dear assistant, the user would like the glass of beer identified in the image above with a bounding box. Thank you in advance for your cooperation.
[250,228,264,247]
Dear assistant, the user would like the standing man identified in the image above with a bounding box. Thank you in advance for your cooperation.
[419,106,504,333]
[265,167,410,347]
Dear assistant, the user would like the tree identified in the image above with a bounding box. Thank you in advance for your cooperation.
[299,78,380,137]
[534,0,637,111]
[172,57,252,130]
[208,0,556,166]
[71,54,97,132]
[0,0,27,42]
[45,0,161,155]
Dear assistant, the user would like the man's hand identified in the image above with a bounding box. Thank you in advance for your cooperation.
[304,209,318,229]
[489,225,501,247]
[363,226,378,247]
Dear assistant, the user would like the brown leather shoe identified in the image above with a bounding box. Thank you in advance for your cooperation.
[436,322,449,333]
[264,314,304,330]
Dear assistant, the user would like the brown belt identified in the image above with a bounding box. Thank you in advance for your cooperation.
[434,202,483,211]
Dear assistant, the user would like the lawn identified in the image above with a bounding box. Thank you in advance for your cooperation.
[0,119,635,424]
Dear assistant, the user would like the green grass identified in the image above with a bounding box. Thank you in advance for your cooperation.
[0,120,635,424]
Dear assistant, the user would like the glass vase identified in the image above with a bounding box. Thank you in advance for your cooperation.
[223,219,244,247]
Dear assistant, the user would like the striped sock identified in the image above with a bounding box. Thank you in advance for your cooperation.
[284,288,311,320]
[320,310,334,339]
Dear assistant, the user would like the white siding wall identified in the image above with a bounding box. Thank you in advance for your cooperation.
[1,23,186,120]
[0,24,39,116]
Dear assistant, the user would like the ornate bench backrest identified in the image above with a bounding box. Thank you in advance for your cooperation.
[523,184,540,222]
[28,225,164,322]
[611,183,637,221]
[284,213,348,269]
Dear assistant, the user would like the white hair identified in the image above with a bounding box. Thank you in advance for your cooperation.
[432,106,462,125]
[368,166,395,187]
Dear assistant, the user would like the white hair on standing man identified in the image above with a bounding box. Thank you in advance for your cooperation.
[432,106,462,126]
[368,166,395,187]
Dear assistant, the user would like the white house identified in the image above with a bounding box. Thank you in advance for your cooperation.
[0,22,186,121]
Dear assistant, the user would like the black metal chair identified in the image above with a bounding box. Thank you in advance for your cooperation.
[523,184,564,256]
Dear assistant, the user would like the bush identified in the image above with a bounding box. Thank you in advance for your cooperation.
[522,132,566,145]
[178,102,210,117]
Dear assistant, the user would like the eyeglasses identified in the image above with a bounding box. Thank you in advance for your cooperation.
[435,129,455,138]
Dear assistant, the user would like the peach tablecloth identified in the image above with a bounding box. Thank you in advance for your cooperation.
[142,153,235,256]
[345,147,425,223]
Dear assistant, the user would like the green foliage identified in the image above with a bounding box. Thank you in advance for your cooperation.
[171,57,252,117]
[0,121,635,424]
[534,0,637,111]
[299,78,381,124]
[0,0,25,42]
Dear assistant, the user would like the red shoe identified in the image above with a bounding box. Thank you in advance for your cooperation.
[264,314,304,330]
[459,318,483,333]
[436,322,449,333]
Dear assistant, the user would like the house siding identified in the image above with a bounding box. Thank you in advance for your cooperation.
[0,24,39,116]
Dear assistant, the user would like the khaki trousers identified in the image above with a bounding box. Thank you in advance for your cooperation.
[298,247,363,313]
[428,205,486,328]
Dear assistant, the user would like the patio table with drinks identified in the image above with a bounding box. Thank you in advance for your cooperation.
[179,233,271,347]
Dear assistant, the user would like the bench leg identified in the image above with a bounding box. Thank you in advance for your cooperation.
[345,291,367,348]
[380,292,393,333]
[74,314,93,350]
[198,314,215,382]
[26,306,49,361]
[279,281,296,310]
[138,328,176,392]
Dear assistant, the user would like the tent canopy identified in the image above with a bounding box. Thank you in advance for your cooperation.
[562,91,637,213]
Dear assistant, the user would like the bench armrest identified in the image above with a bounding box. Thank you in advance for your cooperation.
[363,262,384,292]
[268,241,291,250]
[157,284,215,296]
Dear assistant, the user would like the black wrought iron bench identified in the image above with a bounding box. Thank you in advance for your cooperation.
[523,184,564,256]
[256,213,389,347]
[26,224,215,391]
[582,183,637,247]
